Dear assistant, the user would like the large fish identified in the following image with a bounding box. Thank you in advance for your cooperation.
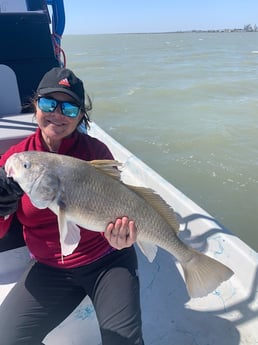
[5,151,233,298]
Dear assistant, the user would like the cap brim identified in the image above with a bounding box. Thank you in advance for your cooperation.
[38,87,82,106]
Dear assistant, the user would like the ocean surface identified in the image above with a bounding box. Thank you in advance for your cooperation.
[62,32,258,251]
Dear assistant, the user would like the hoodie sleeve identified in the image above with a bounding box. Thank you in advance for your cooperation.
[0,144,19,167]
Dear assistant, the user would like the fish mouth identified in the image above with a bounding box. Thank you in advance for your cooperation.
[6,166,13,178]
[4,158,13,178]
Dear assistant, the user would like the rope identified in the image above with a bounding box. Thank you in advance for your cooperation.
[52,32,67,67]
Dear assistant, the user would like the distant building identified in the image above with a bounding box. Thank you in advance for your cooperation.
[244,24,258,32]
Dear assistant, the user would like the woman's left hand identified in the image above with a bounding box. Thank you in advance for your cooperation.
[105,216,137,250]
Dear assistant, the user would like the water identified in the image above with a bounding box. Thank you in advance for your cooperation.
[62,32,258,251]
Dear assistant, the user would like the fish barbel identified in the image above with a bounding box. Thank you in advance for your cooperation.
[5,151,233,298]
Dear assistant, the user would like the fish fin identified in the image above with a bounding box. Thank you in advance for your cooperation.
[65,221,81,250]
[181,249,234,298]
[30,173,60,209]
[127,185,180,233]
[137,240,158,262]
[57,206,81,261]
[89,159,122,179]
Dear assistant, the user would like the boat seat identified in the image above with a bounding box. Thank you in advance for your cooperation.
[0,11,59,111]
[0,65,21,116]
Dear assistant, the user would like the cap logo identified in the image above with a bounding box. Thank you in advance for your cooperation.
[58,78,70,87]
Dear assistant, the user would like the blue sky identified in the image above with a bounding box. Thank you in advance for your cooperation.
[62,0,258,35]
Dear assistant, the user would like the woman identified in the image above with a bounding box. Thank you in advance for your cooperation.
[0,67,144,345]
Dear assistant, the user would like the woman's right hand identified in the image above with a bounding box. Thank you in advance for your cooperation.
[0,167,23,217]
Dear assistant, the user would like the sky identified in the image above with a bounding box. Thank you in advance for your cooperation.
[62,0,258,35]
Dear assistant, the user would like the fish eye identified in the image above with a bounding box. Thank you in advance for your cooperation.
[23,161,31,169]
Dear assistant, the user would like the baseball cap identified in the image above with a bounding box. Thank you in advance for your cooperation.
[37,67,85,109]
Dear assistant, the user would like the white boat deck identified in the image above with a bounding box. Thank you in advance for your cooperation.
[0,113,258,345]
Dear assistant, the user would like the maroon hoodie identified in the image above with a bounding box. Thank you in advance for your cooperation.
[0,128,115,268]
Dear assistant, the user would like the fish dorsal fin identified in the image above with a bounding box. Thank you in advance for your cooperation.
[127,184,180,233]
[89,159,122,179]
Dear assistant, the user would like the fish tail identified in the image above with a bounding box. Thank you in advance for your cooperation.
[181,249,234,298]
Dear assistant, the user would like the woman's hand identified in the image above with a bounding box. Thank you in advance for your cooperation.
[105,216,137,250]
[0,167,23,217]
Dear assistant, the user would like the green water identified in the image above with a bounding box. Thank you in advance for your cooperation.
[63,32,258,251]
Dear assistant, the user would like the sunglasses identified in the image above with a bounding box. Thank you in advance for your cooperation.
[37,97,81,118]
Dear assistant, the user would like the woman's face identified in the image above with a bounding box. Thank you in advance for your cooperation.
[35,92,83,146]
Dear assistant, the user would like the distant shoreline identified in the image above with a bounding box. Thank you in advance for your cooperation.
[131,29,258,34]
[64,29,258,36]
[171,28,257,33]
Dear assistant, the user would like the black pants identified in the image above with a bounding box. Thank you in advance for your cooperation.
[0,247,144,345]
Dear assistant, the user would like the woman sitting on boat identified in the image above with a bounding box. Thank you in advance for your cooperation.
[0,67,145,345]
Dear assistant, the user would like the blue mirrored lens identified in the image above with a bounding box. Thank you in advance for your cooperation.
[38,97,57,112]
[61,102,80,118]
[38,97,80,118]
